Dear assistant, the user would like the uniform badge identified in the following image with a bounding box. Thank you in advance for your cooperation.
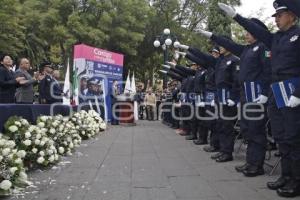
[265,51,271,58]
[236,65,240,71]
[253,46,259,52]
[47,78,51,82]
[290,35,299,42]
[226,61,232,66]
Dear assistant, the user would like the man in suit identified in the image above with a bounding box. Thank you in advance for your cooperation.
[15,58,44,104]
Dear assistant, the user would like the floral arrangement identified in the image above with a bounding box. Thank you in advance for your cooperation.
[0,110,107,196]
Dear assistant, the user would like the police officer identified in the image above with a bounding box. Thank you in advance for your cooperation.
[197,18,272,177]
[219,1,300,197]
[178,42,240,163]
[39,62,58,104]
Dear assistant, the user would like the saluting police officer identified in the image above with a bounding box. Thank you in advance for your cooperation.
[219,1,300,197]
[178,40,240,163]
[197,18,272,177]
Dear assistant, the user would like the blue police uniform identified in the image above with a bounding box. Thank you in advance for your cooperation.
[233,2,300,196]
[211,32,271,175]
[188,47,240,161]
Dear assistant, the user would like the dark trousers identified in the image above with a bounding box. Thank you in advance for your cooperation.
[216,104,237,155]
[240,100,268,167]
[268,95,300,178]
[181,103,192,133]
[195,106,209,141]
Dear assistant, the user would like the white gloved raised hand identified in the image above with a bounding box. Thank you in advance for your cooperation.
[178,44,190,50]
[198,29,213,38]
[159,70,167,74]
[210,99,215,107]
[166,62,176,67]
[162,64,171,69]
[196,102,206,107]
[218,3,237,18]
[175,51,187,57]
[227,99,235,107]
[287,95,300,108]
[254,95,268,104]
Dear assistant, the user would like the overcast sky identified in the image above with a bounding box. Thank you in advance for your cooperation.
[235,0,275,24]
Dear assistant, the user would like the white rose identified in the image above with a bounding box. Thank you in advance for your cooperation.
[9,167,18,175]
[40,116,48,122]
[25,132,31,138]
[28,126,35,132]
[39,151,45,157]
[49,128,55,134]
[19,171,28,181]
[0,139,5,146]
[40,141,45,146]
[37,157,45,164]
[8,125,18,133]
[2,148,10,156]
[21,119,29,126]
[17,150,26,158]
[48,155,55,163]
[37,122,45,128]
[12,149,17,154]
[15,158,22,164]
[36,134,41,139]
[34,139,40,145]
[14,121,21,127]
[47,149,53,155]
[54,154,59,161]
[58,147,64,154]
[23,140,31,146]
[7,141,16,148]
[32,148,38,154]
[69,143,74,149]
[0,155,3,162]
[0,180,12,190]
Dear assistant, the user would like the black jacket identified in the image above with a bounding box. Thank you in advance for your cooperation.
[0,66,18,103]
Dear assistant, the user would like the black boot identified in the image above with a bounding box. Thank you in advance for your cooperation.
[267,176,291,190]
[242,165,264,177]
[277,179,300,197]
[193,139,208,145]
[203,146,219,153]
[186,134,197,140]
[235,163,250,173]
[216,153,233,163]
[211,152,224,160]
[277,160,300,197]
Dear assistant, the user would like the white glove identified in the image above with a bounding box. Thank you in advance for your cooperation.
[159,70,167,74]
[287,95,300,108]
[218,3,237,18]
[175,51,186,57]
[178,44,190,50]
[196,102,206,107]
[166,62,176,67]
[198,29,212,38]
[227,99,235,107]
[210,100,215,107]
[254,95,268,104]
[162,64,171,69]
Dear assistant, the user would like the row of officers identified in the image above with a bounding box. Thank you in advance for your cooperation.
[0,56,64,104]
[160,0,300,198]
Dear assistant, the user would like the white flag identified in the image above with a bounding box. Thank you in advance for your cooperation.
[124,71,131,94]
[131,72,139,121]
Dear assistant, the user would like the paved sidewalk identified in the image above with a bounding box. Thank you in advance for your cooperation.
[7,121,298,200]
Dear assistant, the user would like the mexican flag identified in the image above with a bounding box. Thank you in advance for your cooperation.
[72,63,79,106]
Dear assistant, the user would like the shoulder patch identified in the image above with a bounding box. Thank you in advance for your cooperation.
[265,51,271,58]
[226,60,232,66]
[290,35,299,42]
[236,65,240,71]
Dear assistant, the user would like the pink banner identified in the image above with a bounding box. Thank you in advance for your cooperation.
[74,44,124,66]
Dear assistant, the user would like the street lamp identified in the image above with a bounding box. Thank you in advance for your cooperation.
[153,28,180,89]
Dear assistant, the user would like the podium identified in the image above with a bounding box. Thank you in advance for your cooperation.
[116,94,136,126]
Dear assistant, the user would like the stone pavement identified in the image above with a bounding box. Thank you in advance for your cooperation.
[7,120,299,200]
